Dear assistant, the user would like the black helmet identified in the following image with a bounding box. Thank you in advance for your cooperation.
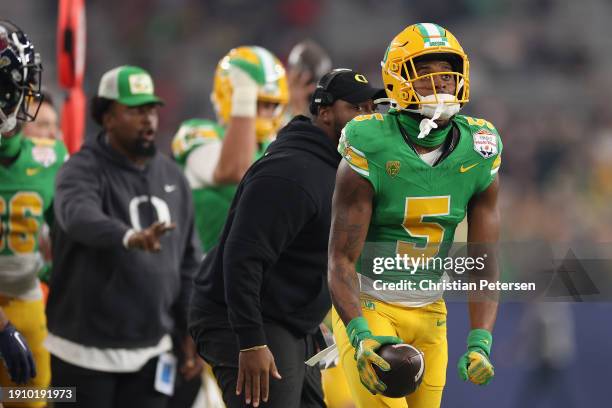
[0,20,42,133]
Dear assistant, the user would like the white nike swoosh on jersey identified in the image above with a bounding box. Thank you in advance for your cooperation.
[164,184,176,193]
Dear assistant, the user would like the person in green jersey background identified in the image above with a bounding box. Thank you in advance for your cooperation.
[0,20,68,405]
[172,46,289,253]
[328,23,502,408]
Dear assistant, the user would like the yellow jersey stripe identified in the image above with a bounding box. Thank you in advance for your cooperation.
[344,147,369,172]
[492,155,501,170]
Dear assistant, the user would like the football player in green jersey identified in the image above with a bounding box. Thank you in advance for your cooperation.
[172,46,289,252]
[328,23,501,408]
[0,20,68,406]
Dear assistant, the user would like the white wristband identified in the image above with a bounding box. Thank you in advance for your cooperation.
[231,86,258,118]
[122,229,136,249]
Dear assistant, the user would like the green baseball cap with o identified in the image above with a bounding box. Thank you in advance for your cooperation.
[97,65,163,106]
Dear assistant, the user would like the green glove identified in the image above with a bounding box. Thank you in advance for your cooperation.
[346,317,403,394]
[457,329,494,385]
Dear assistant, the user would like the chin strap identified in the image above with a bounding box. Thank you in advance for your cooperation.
[417,101,444,139]
[373,97,395,106]
[374,97,448,139]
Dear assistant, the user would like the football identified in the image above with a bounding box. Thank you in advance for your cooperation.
[373,343,425,398]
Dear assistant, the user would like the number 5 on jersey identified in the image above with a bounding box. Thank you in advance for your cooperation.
[397,196,450,258]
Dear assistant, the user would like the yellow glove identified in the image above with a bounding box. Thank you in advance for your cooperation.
[347,317,403,394]
[457,329,494,385]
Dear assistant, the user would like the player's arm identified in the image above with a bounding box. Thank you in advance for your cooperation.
[328,161,402,395]
[328,161,373,324]
[213,65,259,185]
[467,176,500,331]
[458,176,500,386]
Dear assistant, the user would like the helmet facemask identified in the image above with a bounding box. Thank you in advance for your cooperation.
[254,101,285,143]
[384,53,467,109]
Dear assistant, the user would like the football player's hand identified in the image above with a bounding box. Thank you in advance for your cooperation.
[457,329,494,385]
[0,321,36,384]
[346,317,403,394]
[229,63,259,118]
[237,346,281,407]
[127,222,175,252]
[229,63,259,90]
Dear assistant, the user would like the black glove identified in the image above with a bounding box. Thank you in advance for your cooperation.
[0,322,36,384]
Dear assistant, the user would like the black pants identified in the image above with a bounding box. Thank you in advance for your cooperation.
[168,375,201,408]
[51,355,168,408]
[194,322,325,408]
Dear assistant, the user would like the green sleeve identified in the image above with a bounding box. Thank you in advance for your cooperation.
[477,133,503,193]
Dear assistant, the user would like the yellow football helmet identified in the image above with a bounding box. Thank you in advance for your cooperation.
[381,23,469,110]
[211,46,289,142]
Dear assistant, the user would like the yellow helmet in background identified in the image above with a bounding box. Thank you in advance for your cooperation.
[381,23,469,110]
[211,46,289,142]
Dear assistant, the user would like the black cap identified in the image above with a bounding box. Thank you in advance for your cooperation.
[310,68,386,114]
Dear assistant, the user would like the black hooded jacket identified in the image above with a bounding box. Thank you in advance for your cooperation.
[47,133,201,348]
[190,115,340,350]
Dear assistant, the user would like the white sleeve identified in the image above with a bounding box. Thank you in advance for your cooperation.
[184,141,222,188]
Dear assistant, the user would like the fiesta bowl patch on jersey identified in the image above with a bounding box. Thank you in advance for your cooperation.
[472,128,498,159]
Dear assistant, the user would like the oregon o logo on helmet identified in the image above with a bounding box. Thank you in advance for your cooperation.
[354,74,368,83]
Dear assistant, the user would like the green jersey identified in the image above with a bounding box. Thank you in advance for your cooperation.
[338,111,502,306]
[172,119,270,252]
[0,134,68,299]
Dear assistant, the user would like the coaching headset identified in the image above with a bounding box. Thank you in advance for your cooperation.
[308,68,353,115]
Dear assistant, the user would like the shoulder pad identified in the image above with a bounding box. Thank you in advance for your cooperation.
[172,118,223,161]
[342,112,392,155]
[455,115,499,134]
[455,115,503,160]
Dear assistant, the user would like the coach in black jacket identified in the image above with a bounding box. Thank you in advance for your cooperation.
[190,69,385,408]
